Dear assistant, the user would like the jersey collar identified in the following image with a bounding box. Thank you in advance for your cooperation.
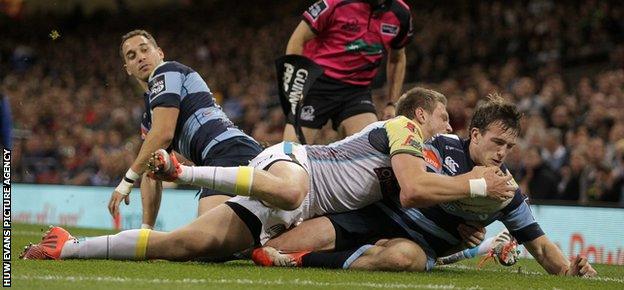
[148,61,167,80]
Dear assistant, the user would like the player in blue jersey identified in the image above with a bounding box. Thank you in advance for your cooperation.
[108,30,263,228]
[252,94,597,277]
[22,88,518,263]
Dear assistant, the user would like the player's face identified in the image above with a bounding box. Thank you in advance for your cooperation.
[470,122,517,167]
[122,35,164,82]
[424,102,452,137]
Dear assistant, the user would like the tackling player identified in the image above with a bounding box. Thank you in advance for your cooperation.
[108,30,263,228]
[251,94,597,277]
[21,88,515,264]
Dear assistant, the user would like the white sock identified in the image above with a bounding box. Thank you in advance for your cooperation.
[60,229,151,260]
[178,165,253,195]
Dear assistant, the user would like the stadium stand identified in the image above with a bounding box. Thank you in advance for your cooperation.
[1,0,623,205]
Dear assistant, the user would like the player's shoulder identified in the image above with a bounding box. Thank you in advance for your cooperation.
[431,133,461,142]
[384,116,421,134]
[150,61,193,78]
[428,133,462,149]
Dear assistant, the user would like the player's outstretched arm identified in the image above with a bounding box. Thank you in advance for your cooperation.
[140,173,162,229]
[392,154,515,208]
[524,235,597,277]
[108,107,179,217]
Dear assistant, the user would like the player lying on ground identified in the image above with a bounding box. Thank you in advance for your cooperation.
[250,94,597,277]
[21,88,515,263]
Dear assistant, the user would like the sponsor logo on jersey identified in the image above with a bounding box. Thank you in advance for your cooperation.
[341,18,360,33]
[404,121,417,133]
[149,74,166,98]
[381,23,399,36]
[345,39,383,55]
[307,0,328,21]
[300,105,315,121]
[423,149,441,171]
[402,134,422,151]
[444,156,459,174]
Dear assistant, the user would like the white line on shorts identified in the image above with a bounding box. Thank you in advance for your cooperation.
[17,275,473,289]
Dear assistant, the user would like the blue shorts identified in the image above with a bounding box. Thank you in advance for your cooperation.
[327,204,437,271]
[196,136,263,199]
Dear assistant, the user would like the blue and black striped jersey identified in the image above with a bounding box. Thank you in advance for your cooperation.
[375,134,544,256]
[141,61,256,165]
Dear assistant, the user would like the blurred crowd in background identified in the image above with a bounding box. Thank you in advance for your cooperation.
[1,0,623,205]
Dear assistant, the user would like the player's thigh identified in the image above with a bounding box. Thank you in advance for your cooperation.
[333,90,377,135]
[339,112,378,136]
[265,160,310,196]
[197,194,232,216]
[283,124,299,142]
[283,123,321,144]
[266,216,336,252]
[148,204,254,259]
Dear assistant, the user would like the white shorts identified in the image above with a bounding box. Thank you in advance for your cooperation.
[226,142,311,245]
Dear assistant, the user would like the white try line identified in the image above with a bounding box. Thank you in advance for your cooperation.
[17,275,478,289]
[440,264,624,284]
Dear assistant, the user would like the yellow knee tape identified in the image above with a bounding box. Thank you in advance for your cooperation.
[234,166,254,196]
[135,229,151,260]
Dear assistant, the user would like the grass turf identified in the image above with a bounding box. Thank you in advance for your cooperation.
[11,223,624,290]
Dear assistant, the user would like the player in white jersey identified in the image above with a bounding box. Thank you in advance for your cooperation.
[251,94,596,277]
[21,87,515,262]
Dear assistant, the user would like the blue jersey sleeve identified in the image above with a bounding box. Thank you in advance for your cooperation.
[500,189,545,244]
[148,65,184,110]
[0,96,12,149]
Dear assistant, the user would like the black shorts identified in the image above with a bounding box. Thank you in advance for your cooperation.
[197,136,263,199]
[327,204,411,251]
[286,74,375,130]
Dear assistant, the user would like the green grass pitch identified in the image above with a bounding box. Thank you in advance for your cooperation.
[10,223,624,289]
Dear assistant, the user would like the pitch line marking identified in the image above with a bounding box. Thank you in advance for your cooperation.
[17,275,474,289]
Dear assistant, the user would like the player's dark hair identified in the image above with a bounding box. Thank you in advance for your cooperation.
[396,87,447,119]
[119,29,159,59]
[469,93,522,136]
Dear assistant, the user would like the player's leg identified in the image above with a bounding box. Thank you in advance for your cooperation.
[266,216,336,252]
[22,204,255,261]
[265,203,394,253]
[339,112,378,136]
[333,87,377,136]
[283,123,321,145]
[254,238,431,272]
[436,229,519,267]
[145,204,254,260]
[197,194,232,215]
[150,143,310,211]
[348,238,430,272]
[197,137,264,216]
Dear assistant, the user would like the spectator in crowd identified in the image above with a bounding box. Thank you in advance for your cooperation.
[520,146,560,200]
[2,0,623,206]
